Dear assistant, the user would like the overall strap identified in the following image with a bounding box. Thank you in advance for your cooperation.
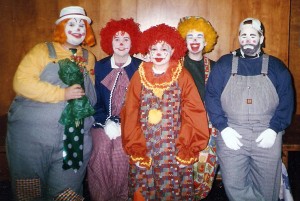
[261,54,269,75]
[82,48,89,64]
[231,55,238,74]
[45,42,57,59]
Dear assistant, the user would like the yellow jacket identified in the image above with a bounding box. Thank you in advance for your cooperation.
[13,42,95,103]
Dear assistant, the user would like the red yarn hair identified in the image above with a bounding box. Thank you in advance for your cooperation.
[53,19,96,47]
[100,18,141,55]
[138,24,187,60]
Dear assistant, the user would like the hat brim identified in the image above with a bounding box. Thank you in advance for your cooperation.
[55,15,91,25]
[239,24,263,35]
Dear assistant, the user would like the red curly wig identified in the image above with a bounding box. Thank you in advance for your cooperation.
[53,18,96,47]
[100,18,141,55]
[138,24,187,60]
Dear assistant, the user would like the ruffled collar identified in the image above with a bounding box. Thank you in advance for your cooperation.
[139,60,182,98]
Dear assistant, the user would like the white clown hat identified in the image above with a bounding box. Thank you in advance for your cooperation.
[56,6,91,25]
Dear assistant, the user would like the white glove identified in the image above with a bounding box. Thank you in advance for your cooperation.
[256,128,277,148]
[176,161,187,168]
[135,162,146,169]
[104,119,121,140]
[179,164,187,168]
[221,127,243,150]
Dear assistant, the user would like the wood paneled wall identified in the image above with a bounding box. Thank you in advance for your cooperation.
[0,0,296,117]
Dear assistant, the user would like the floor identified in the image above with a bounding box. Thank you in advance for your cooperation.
[1,152,299,200]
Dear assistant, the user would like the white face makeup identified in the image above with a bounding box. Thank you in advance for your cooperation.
[65,18,86,46]
[238,25,264,56]
[186,30,206,54]
[149,41,174,67]
[112,31,131,57]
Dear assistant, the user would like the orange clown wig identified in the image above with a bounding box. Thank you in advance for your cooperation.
[138,24,187,60]
[177,16,218,53]
[100,18,141,55]
[53,18,96,47]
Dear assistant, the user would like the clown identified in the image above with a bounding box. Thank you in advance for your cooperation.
[177,16,218,200]
[87,18,142,201]
[177,16,218,100]
[205,18,294,200]
[121,24,210,200]
[6,6,96,200]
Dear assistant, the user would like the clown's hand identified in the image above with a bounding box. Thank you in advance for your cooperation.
[104,119,121,140]
[256,129,277,148]
[221,127,243,150]
[135,162,146,169]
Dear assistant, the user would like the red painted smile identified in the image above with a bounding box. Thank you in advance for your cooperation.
[190,43,200,52]
[155,58,163,62]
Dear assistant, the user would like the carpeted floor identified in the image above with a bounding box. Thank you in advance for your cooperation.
[1,152,299,200]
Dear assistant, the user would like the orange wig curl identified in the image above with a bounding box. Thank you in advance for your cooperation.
[100,18,141,55]
[53,19,96,47]
[138,24,187,61]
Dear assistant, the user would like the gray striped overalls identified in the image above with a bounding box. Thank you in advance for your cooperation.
[216,55,283,201]
[6,42,96,200]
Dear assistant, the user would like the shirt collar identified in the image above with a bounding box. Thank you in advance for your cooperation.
[232,48,263,58]
[111,54,132,69]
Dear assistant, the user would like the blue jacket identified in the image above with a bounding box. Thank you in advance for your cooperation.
[205,51,294,133]
[93,56,141,127]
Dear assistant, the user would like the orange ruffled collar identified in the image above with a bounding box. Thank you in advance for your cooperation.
[139,60,182,98]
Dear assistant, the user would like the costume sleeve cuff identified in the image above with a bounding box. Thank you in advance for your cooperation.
[60,88,66,101]
[175,155,197,166]
[130,155,152,169]
[93,122,104,128]
[218,123,228,133]
[269,126,280,134]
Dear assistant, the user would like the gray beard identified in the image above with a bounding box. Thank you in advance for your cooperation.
[241,44,261,56]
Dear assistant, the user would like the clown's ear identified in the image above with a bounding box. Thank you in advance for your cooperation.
[260,35,264,45]
[171,48,175,56]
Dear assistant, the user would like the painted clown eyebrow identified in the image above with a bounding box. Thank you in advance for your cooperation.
[241,33,258,37]
[113,36,130,40]
[187,33,204,37]
[73,18,83,23]
[69,18,85,25]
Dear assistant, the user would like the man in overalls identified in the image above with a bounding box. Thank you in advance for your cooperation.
[7,6,96,200]
[205,18,294,201]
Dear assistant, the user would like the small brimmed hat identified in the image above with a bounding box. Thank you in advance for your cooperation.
[55,6,91,25]
[239,18,263,35]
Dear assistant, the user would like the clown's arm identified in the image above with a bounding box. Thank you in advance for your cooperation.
[121,70,151,169]
[175,69,210,166]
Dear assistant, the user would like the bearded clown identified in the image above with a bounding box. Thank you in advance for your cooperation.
[6,6,96,200]
[205,18,294,201]
[177,16,218,199]
[121,23,210,200]
[87,18,142,201]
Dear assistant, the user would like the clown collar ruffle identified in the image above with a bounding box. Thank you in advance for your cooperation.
[139,60,182,98]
